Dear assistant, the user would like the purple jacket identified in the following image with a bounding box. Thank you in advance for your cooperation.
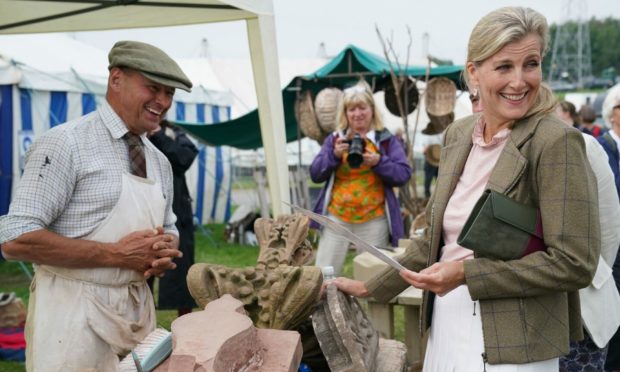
[310,129,412,246]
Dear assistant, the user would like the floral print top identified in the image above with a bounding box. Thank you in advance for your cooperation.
[327,139,385,223]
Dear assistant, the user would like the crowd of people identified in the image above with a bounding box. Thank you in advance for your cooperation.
[1,5,620,372]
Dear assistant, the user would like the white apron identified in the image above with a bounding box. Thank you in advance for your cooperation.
[25,173,165,372]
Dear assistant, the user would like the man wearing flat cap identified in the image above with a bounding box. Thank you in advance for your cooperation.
[0,40,192,371]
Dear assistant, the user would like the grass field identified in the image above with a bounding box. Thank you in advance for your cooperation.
[0,223,404,371]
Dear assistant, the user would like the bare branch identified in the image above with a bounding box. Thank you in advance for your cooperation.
[376,24,423,217]
[405,25,413,71]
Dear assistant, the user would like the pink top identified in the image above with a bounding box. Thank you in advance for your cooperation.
[440,118,512,262]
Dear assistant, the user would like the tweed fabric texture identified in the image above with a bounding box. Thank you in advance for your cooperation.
[365,113,600,365]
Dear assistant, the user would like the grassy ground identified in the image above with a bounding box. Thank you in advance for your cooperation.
[0,223,404,371]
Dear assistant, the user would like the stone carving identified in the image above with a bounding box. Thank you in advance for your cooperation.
[312,285,407,372]
[188,214,323,330]
[153,294,302,372]
[376,339,408,372]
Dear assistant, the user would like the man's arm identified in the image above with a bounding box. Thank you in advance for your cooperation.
[2,228,180,277]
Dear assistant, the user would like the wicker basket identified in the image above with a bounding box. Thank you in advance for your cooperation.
[314,87,343,133]
[424,144,442,167]
[425,77,456,116]
[295,90,323,141]
[421,112,455,135]
[384,77,419,116]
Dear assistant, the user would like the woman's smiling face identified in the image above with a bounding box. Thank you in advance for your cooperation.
[346,102,373,134]
[467,33,543,127]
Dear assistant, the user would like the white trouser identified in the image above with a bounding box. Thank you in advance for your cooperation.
[315,214,389,276]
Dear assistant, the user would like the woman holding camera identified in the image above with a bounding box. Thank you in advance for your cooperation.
[310,82,412,275]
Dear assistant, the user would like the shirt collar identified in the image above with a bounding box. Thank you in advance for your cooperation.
[472,116,511,147]
[99,100,144,141]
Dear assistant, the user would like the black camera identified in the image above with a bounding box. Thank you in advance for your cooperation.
[346,133,365,168]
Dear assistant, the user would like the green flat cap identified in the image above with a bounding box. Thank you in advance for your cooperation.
[108,40,192,92]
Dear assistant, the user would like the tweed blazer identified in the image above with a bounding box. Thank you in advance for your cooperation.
[366,113,601,365]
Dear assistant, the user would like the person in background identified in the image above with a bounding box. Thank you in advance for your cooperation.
[421,134,442,198]
[579,104,605,138]
[0,40,190,371]
[598,86,620,372]
[310,81,412,276]
[556,100,580,128]
[327,7,599,371]
[556,105,620,371]
[469,88,484,113]
[148,120,199,317]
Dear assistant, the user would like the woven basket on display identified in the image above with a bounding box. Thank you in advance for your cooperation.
[295,90,323,141]
[314,87,343,133]
[424,144,442,167]
[384,76,419,116]
[425,77,457,117]
[421,112,455,135]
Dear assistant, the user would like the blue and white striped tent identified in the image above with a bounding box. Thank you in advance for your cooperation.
[0,35,233,223]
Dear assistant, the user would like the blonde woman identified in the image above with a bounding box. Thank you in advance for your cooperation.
[309,81,411,275]
[329,7,599,371]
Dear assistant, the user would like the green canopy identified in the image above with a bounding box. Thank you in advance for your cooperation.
[177,45,464,150]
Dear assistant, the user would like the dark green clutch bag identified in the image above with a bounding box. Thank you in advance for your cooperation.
[457,189,545,260]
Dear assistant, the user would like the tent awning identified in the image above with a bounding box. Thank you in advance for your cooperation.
[0,1,270,33]
[0,0,294,217]
[176,44,465,149]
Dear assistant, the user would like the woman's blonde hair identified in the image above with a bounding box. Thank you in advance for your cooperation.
[464,7,556,118]
[336,80,385,132]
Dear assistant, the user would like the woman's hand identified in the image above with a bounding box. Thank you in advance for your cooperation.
[333,136,350,158]
[363,152,381,167]
[321,276,369,298]
[399,261,465,297]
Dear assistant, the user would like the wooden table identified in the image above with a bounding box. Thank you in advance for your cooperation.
[365,286,422,365]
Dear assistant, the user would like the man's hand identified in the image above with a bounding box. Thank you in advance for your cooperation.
[113,227,181,277]
[399,261,465,296]
[145,227,180,278]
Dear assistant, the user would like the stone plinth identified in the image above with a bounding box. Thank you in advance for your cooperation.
[155,294,302,372]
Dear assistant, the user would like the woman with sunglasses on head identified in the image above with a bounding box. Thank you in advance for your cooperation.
[309,81,412,276]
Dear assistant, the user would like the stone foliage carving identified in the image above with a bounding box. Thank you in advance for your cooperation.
[188,214,322,330]
[312,285,408,372]
[312,284,379,371]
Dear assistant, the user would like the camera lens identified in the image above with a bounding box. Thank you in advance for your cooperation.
[347,134,365,168]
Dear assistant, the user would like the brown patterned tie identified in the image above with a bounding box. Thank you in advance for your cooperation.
[124,132,146,178]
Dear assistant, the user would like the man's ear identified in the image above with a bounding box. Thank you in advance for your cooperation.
[108,67,123,92]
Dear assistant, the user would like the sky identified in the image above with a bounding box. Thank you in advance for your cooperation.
[68,0,620,65]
